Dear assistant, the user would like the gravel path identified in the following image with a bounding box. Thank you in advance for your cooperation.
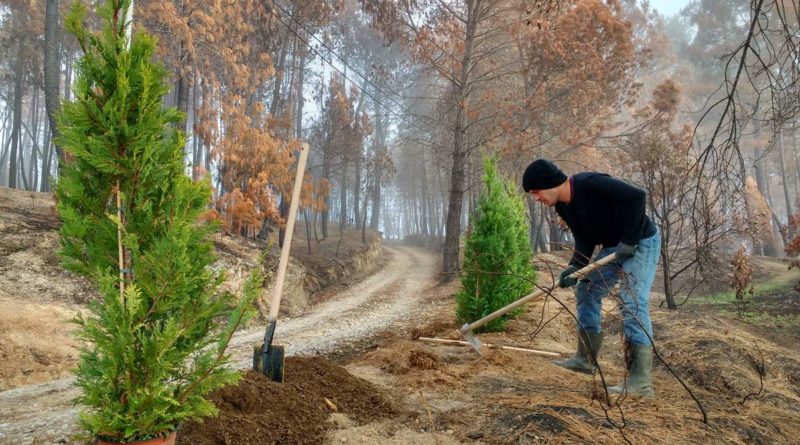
[230,244,439,363]
[0,245,439,445]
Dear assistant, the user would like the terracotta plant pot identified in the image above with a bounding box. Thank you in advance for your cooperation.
[96,432,176,445]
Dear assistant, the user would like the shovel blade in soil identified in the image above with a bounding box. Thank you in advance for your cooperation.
[253,343,285,382]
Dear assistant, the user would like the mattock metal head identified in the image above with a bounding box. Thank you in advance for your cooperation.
[461,323,484,355]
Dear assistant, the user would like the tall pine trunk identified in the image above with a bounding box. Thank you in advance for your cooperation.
[661,247,675,309]
[411,196,417,235]
[443,105,467,279]
[779,133,793,226]
[354,150,362,227]
[41,119,53,191]
[370,87,385,231]
[29,88,41,190]
[321,137,331,239]
[352,91,366,229]
[8,40,24,189]
[340,162,348,227]
[64,52,73,100]
[44,0,65,173]
[274,41,291,246]
[528,198,548,254]
[294,52,312,250]
[203,81,212,176]
[420,150,430,236]
[442,0,478,280]
[0,111,10,185]
[547,207,564,251]
[173,42,190,133]
[191,72,201,181]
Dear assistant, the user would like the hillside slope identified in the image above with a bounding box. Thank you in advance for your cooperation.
[0,187,384,390]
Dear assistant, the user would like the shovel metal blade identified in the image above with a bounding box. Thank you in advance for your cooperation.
[253,343,285,382]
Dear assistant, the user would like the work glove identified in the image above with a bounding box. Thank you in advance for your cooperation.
[615,242,636,264]
[558,265,580,288]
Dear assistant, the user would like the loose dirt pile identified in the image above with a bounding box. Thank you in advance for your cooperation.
[176,357,401,445]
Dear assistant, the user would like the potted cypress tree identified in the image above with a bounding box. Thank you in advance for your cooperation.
[55,1,261,443]
[456,156,536,332]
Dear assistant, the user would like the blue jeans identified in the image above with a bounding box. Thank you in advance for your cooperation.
[574,229,661,346]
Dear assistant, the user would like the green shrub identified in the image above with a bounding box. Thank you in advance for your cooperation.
[456,156,535,332]
[55,0,260,441]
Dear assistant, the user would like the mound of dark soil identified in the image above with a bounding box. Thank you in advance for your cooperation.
[177,357,400,445]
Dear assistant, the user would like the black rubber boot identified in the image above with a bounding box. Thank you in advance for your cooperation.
[553,329,603,375]
[607,344,655,398]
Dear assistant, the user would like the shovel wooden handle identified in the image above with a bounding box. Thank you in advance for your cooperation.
[461,253,617,334]
[267,143,309,322]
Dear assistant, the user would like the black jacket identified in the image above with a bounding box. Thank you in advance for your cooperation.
[555,172,657,267]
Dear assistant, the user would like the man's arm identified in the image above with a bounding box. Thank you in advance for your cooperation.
[569,236,595,268]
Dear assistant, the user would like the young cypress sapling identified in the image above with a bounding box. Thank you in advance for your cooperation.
[456,156,536,332]
[56,0,261,441]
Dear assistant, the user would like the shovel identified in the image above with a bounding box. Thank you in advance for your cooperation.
[253,143,309,382]
[460,253,617,354]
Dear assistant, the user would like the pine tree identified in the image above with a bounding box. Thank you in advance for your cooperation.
[55,0,261,441]
[456,156,535,332]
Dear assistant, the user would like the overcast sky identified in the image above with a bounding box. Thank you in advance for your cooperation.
[648,0,692,17]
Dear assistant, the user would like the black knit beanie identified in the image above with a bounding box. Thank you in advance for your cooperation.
[522,159,567,191]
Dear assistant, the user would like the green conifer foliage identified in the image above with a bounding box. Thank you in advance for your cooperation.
[55,0,261,441]
[456,156,535,332]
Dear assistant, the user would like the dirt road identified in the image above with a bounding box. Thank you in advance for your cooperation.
[0,245,440,445]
